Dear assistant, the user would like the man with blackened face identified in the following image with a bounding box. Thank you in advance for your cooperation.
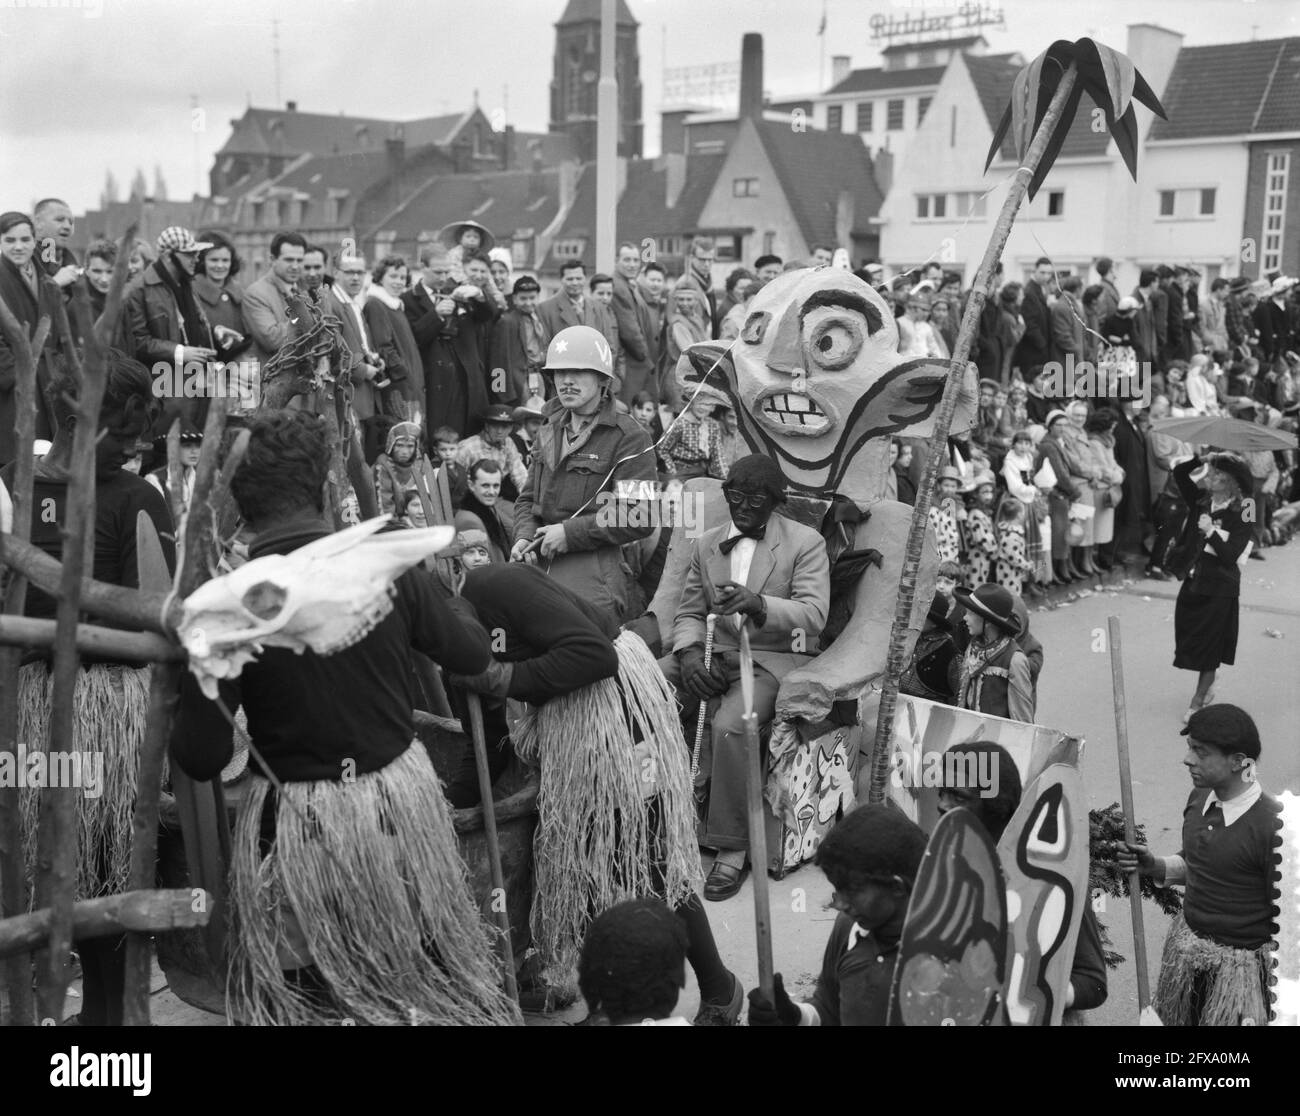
[660,454,831,901]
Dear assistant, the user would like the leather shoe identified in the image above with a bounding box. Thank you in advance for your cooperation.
[693,971,743,1026]
[704,860,749,901]
[1144,566,1172,581]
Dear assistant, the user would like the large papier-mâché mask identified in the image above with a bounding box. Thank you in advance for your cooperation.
[677,268,977,501]
[178,517,455,699]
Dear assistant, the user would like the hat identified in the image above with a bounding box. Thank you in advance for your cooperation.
[1228,276,1251,294]
[938,464,963,484]
[511,394,545,422]
[385,420,421,455]
[1271,276,1296,297]
[1045,408,1069,428]
[1181,703,1261,758]
[1205,452,1254,497]
[481,404,514,425]
[156,226,212,255]
[488,246,512,269]
[925,592,952,632]
[438,219,495,252]
[1117,296,1140,312]
[963,469,997,494]
[952,583,1022,636]
[456,528,490,551]
[978,378,1001,393]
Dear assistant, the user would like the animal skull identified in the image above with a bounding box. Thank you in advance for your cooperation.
[179,517,454,698]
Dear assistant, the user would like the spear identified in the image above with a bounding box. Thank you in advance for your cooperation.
[868,41,1167,802]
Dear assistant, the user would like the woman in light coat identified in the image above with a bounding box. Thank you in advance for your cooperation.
[1059,400,1102,575]
[1084,408,1126,569]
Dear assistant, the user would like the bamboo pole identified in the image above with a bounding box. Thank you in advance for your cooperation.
[0,293,47,1025]
[738,623,774,1001]
[868,63,1081,803]
[1107,616,1153,1018]
[32,292,109,1025]
[0,889,211,959]
[464,692,518,1002]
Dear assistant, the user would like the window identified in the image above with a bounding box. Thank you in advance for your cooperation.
[552,238,586,260]
[1200,188,1216,216]
[1157,187,1218,220]
[827,104,843,132]
[715,236,741,262]
[917,50,936,66]
[916,193,948,219]
[656,235,685,258]
[953,192,987,218]
[1046,191,1065,218]
[1159,190,1175,217]
[917,195,929,219]
[732,177,760,198]
[918,96,932,123]
[763,231,776,254]
[1263,151,1289,273]
[887,99,905,130]
[856,102,873,132]
[511,238,531,269]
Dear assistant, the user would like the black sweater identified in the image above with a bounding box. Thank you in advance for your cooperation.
[170,524,492,783]
[459,563,619,705]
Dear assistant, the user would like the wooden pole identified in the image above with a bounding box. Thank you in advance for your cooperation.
[1108,615,1152,1016]
[464,691,518,1002]
[32,293,109,1025]
[0,616,182,662]
[868,63,1081,803]
[0,889,211,959]
[738,623,774,1000]
[0,294,47,1025]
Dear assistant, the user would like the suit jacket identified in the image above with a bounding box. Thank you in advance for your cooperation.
[611,272,658,398]
[671,513,830,680]
[1015,279,1051,372]
[538,292,612,338]
[1049,293,1084,368]
[241,272,306,367]
[489,306,549,406]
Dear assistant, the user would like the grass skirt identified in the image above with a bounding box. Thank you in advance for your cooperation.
[1154,913,1272,1026]
[18,662,151,902]
[227,741,520,1026]
[515,629,702,987]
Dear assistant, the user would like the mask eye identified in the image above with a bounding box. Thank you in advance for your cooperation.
[741,311,770,345]
[807,317,864,371]
[241,581,287,620]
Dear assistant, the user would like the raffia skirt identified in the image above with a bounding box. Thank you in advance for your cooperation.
[513,629,702,989]
[17,662,151,902]
[1154,913,1272,1026]
[226,741,520,1026]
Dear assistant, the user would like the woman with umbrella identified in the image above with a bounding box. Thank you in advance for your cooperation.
[1169,451,1256,723]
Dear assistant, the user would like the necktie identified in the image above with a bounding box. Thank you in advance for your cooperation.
[719,528,764,555]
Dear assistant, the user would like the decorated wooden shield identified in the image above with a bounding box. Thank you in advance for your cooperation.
[996,763,1089,1026]
[888,807,1008,1026]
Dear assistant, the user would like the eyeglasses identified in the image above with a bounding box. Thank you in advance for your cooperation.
[723,488,772,509]
[340,269,366,276]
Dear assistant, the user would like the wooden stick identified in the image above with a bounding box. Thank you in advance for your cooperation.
[0,889,211,959]
[738,622,774,1001]
[464,691,518,1002]
[0,616,183,662]
[1108,615,1151,1015]
[33,294,110,1025]
[0,294,46,1025]
[868,63,1081,803]
[689,614,718,786]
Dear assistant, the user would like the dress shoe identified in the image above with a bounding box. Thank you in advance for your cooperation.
[1144,566,1172,581]
[1094,552,1114,572]
[1054,561,1076,584]
[704,860,749,901]
[693,971,743,1026]
[1077,549,1098,576]
[1249,551,1265,561]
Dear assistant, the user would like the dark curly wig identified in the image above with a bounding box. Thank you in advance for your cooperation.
[578,899,688,1022]
[230,410,331,527]
[813,804,927,893]
[941,741,1022,842]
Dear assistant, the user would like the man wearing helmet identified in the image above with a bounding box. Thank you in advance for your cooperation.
[511,324,657,619]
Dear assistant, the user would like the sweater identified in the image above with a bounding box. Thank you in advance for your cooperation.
[806,913,899,1026]
[1177,786,1280,950]
[169,523,492,784]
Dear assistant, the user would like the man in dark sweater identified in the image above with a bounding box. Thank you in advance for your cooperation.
[170,410,518,1026]
[1120,704,1280,1025]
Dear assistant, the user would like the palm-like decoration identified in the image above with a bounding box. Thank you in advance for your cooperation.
[868,41,1168,803]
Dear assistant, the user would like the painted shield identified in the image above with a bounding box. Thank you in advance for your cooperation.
[888,807,1008,1026]
[996,763,1089,1026]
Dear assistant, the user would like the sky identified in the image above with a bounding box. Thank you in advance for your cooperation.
[0,0,1297,214]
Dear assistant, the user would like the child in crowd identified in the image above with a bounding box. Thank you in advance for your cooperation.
[578,899,692,1026]
[374,421,438,528]
[659,393,727,481]
[961,471,998,588]
[929,465,964,564]
[510,397,545,471]
[431,424,467,505]
[747,805,928,1026]
[952,583,1034,724]
[935,558,965,643]
[993,498,1034,597]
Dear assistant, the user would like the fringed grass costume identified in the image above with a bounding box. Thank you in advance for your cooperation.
[1154,914,1272,1027]
[514,630,702,988]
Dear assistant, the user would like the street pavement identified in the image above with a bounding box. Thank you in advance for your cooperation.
[132,542,1300,1026]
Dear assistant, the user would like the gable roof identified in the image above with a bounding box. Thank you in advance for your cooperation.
[826,65,946,96]
[218,107,475,158]
[1149,36,1300,140]
[964,52,1112,161]
[752,120,884,244]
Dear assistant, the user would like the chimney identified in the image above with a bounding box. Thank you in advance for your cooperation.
[1125,23,1184,133]
[834,190,855,250]
[831,55,851,88]
[286,100,297,112]
[739,33,764,119]
[501,124,515,171]
[385,126,405,175]
[663,152,687,210]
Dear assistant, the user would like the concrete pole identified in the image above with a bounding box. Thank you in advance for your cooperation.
[595,0,618,271]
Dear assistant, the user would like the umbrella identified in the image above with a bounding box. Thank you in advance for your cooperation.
[437,219,495,252]
[1150,415,1297,452]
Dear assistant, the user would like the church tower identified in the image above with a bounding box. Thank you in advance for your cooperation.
[549,0,643,161]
